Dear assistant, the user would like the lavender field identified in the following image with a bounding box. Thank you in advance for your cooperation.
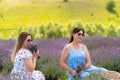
[0,36,120,80]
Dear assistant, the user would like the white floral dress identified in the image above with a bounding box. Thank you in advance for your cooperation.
[10,49,45,80]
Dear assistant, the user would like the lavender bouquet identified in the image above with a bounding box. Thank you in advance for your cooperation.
[26,43,41,59]
[26,43,37,53]
[73,63,85,78]
[76,63,85,74]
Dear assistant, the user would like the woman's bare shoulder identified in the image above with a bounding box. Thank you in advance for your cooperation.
[63,44,71,50]
[81,44,87,49]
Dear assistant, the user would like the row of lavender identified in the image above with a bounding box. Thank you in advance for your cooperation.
[0,36,120,80]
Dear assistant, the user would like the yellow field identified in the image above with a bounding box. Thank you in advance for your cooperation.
[0,0,120,39]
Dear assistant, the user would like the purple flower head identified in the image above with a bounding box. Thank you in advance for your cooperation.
[76,63,85,73]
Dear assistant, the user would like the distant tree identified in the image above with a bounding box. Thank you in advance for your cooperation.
[106,0,116,13]
[107,24,117,36]
[64,0,68,2]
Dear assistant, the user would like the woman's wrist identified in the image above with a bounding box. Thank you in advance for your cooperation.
[69,69,74,73]
[33,55,38,59]
[32,57,37,61]
[84,64,90,69]
[83,64,88,69]
[83,65,87,69]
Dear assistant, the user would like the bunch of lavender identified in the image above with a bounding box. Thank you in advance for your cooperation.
[73,63,85,78]
[26,43,37,53]
[26,43,42,59]
[76,63,85,74]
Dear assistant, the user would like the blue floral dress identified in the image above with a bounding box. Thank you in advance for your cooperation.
[67,46,107,80]
[10,49,45,80]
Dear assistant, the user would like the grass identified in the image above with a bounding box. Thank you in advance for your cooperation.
[0,0,120,38]
[0,0,120,27]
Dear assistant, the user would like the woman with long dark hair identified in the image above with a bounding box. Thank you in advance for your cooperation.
[60,27,107,80]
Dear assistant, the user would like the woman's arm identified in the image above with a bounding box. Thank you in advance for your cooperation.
[84,46,91,69]
[60,46,78,76]
[25,50,39,72]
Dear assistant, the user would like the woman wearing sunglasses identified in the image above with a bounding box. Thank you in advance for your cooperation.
[10,32,45,80]
[60,27,107,80]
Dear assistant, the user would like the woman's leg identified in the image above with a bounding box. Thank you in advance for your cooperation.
[32,70,45,80]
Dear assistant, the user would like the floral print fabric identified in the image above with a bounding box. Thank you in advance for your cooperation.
[10,49,45,80]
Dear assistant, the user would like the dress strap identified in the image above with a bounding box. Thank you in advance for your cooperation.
[81,44,87,51]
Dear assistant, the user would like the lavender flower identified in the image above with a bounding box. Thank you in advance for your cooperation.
[76,63,85,74]
[26,43,37,53]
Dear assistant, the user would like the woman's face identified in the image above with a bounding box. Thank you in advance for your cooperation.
[23,35,32,48]
[73,30,84,42]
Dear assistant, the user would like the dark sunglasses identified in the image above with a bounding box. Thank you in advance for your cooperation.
[27,39,32,42]
[77,33,84,36]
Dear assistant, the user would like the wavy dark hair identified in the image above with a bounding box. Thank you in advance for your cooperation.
[69,27,85,43]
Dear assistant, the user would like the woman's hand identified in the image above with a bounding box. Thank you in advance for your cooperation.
[71,70,78,78]
[83,65,87,70]
[79,71,82,75]
[33,50,39,58]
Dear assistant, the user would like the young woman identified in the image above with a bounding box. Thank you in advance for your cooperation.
[60,27,107,80]
[10,32,45,80]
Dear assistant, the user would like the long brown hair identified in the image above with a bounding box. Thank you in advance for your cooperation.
[69,27,85,43]
[11,32,33,62]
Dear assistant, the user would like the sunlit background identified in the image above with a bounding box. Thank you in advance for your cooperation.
[0,0,120,39]
[0,0,120,80]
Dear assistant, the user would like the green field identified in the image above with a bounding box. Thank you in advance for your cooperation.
[0,0,120,39]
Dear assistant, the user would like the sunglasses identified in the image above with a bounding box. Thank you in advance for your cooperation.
[77,33,84,36]
[27,39,32,42]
